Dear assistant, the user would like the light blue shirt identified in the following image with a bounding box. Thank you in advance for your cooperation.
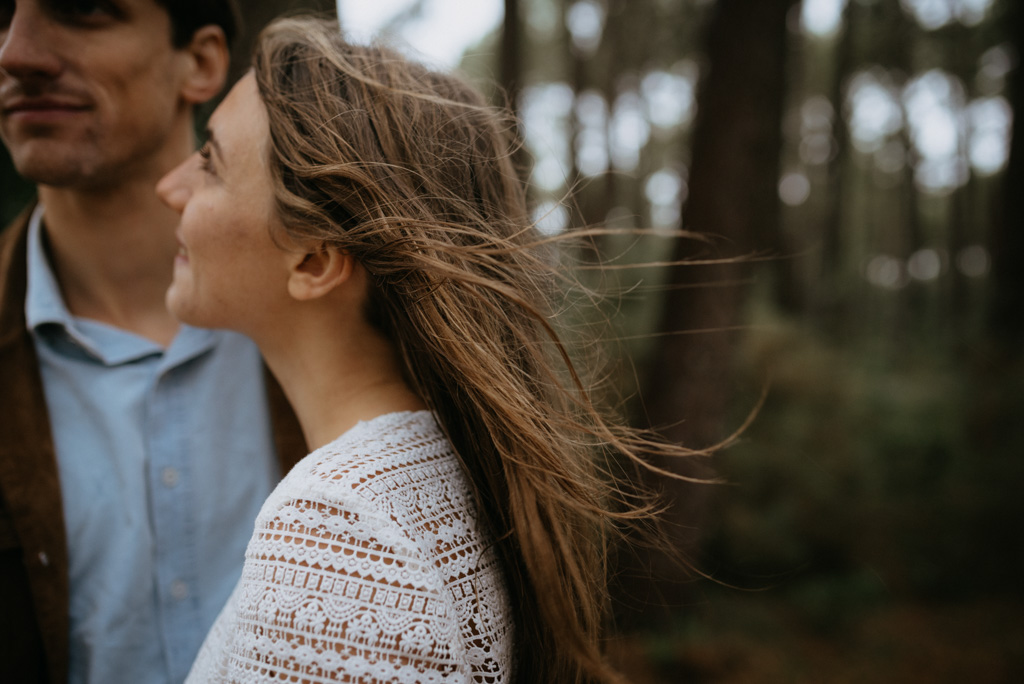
[25,207,282,684]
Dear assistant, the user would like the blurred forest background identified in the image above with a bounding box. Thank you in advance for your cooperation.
[2,0,1021,681]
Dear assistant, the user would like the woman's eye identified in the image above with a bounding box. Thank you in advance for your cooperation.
[197,143,215,173]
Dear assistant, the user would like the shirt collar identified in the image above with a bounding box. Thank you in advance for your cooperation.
[24,204,72,333]
[24,205,218,367]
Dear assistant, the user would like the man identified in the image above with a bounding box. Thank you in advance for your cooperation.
[0,2,305,682]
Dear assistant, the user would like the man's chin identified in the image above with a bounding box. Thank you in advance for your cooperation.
[4,141,104,189]
[11,162,87,189]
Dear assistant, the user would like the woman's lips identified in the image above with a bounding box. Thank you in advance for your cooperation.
[175,237,189,264]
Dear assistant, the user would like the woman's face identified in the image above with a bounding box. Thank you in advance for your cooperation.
[158,73,292,336]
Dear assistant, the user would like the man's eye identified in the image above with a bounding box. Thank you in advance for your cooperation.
[57,0,103,14]
[47,0,122,24]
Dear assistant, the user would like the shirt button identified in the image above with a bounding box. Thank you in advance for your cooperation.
[170,580,189,601]
[161,467,180,488]
[38,551,50,567]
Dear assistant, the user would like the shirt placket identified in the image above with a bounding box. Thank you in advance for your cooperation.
[146,365,202,683]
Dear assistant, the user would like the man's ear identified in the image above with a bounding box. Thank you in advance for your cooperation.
[180,25,230,106]
[286,247,358,302]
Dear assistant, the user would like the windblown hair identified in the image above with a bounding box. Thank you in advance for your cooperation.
[252,16,691,683]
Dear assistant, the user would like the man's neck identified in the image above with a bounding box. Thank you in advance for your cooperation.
[38,180,182,346]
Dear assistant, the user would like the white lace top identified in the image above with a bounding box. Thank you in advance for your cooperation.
[186,411,513,683]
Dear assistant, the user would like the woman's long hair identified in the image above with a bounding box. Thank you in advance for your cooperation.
[252,16,701,683]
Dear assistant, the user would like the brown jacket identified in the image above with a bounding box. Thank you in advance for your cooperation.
[0,209,307,683]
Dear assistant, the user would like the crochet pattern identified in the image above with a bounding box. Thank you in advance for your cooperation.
[187,411,512,683]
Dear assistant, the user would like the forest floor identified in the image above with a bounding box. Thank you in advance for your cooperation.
[607,593,1024,683]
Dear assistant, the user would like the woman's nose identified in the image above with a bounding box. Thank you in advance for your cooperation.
[156,159,194,213]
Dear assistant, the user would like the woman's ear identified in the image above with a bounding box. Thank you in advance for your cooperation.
[180,25,230,106]
[286,247,358,302]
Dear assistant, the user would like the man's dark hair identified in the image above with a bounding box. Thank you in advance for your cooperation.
[156,0,241,49]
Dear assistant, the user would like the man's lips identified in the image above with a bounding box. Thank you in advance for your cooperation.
[2,97,91,120]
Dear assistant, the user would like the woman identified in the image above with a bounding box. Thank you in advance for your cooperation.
[159,15,691,684]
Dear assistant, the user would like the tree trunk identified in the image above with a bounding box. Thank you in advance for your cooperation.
[501,0,523,113]
[989,0,1024,350]
[816,0,855,330]
[614,0,795,629]
[648,0,793,452]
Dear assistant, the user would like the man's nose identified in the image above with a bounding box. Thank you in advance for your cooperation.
[0,6,62,80]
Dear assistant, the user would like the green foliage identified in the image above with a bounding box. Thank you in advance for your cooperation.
[701,294,1024,608]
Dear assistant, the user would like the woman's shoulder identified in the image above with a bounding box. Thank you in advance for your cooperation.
[266,410,463,518]
[240,411,513,681]
[312,409,452,482]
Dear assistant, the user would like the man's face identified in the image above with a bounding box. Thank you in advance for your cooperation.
[0,0,194,189]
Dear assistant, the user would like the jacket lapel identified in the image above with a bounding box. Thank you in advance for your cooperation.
[0,207,70,684]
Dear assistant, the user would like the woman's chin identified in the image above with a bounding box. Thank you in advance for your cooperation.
[165,286,200,327]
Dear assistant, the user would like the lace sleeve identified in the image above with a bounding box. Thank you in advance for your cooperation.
[187,413,512,684]
[201,491,469,684]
